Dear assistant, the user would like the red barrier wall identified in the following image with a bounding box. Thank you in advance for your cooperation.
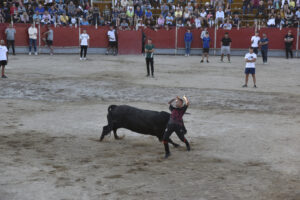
[0,24,298,54]
[118,30,142,54]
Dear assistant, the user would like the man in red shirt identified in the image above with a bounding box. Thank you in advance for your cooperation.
[163,96,190,158]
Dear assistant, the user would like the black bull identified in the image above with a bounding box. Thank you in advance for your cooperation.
[100,105,185,147]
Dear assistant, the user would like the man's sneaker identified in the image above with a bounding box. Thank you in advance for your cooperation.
[200,60,203,63]
[29,52,32,55]
[220,59,224,62]
[228,60,231,63]
[188,54,190,56]
[35,52,38,56]
[151,75,155,78]
[164,153,170,159]
[146,74,150,77]
[207,60,209,63]
[242,84,247,88]
[185,54,187,57]
[80,57,83,60]
[1,75,7,78]
[254,85,257,88]
[105,52,108,55]
[83,57,87,60]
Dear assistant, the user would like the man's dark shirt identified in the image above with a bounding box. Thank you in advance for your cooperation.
[221,37,232,46]
[285,34,294,47]
[169,104,188,126]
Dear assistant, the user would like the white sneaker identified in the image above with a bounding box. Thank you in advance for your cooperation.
[185,54,187,57]
[80,57,83,60]
[188,54,190,56]
[35,52,38,56]
[83,58,87,60]
[29,52,32,55]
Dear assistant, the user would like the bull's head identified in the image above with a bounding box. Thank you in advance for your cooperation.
[99,125,112,141]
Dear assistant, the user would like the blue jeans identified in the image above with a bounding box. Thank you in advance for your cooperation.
[185,41,191,55]
[29,39,37,52]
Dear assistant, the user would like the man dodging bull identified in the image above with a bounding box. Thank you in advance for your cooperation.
[163,96,191,159]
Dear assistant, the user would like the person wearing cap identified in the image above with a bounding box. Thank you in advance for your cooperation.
[162,96,190,159]
[0,40,8,78]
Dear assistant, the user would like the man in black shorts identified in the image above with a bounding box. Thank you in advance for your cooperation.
[106,26,117,55]
[163,96,190,158]
[42,25,54,55]
[0,40,8,78]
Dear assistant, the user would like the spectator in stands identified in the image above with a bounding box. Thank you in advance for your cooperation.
[186,2,193,12]
[281,0,290,8]
[70,15,77,26]
[184,29,193,56]
[176,19,184,27]
[201,32,210,63]
[2,2,10,22]
[27,4,34,20]
[161,3,169,18]
[92,7,100,25]
[60,12,69,26]
[195,16,202,28]
[81,17,89,25]
[42,25,54,55]
[68,1,76,16]
[183,7,191,23]
[242,0,252,14]
[119,19,130,30]
[275,13,283,27]
[174,7,183,22]
[10,4,18,17]
[134,6,143,22]
[221,19,232,30]
[18,4,27,16]
[251,31,260,54]
[33,11,42,24]
[79,29,89,60]
[5,24,16,55]
[256,0,266,18]
[145,8,152,19]
[220,32,232,62]
[42,11,52,25]
[28,23,38,56]
[136,19,145,29]
[103,5,111,22]
[157,14,165,27]
[232,14,240,27]
[126,6,134,25]
[0,10,6,23]
[267,14,276,27]
[259,33,269,64]
[215,7,225,25]
[112,7,120,26]
[145,18,155,29]
[56,0,66,15]
[284,30,294,59]
[35,4,45,16]
[225,3,231,16]
[166,12,174,26]
[0,40,8,79]
[106,26,117,55]
[296,7,300,19]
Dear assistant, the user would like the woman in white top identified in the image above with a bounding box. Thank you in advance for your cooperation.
[79,30,90,60]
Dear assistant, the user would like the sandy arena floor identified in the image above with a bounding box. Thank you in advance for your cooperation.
[0,54,300,200]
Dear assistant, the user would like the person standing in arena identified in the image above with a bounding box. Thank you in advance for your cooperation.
[184,29,193,57]
[79,30,89,60]
[251,31,260,55]
[28,23,38,56]
[201,32,210,63]
[284,30,294,59]
[243,47,257,88]
[106,26,117,56]
[145,38,155,77]
[163,96,190,159]
[259,33,269,64]
[0,40,8,78]
[220,32,232,62]
[42,25,54,55]
[5,24,16,55]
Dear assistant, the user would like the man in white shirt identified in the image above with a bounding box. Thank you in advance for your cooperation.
[28,23,38,55]
[79,29,90,60]
[251,31,260,54]
[215,7,225,24]
[243,47,257,88]
[0,40,8,78]
[106,26,117,56]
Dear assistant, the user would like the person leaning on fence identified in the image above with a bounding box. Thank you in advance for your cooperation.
[42,25,54,55]
[145,38,155,78]
[251,31,260,55]
[284,30,294,59]
[259,33,269,64]
[79,30,89,61]
[5,24,16,55]
[184,29,193,57]
[220,32,232,63]
[106,26,117,56]
[28,23,38,56]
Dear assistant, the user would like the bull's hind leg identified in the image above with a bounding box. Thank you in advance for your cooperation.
[113,129,120,140]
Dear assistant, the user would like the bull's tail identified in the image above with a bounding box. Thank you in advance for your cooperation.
[100,105,117,141]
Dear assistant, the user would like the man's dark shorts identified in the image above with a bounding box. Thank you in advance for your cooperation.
[245,68,255,74]
[0,60,7,66]
[46,40,53,46]
[109,41,117,47]
[203,48,209,53]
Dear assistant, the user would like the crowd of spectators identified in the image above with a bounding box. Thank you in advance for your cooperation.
[0,0,299,29]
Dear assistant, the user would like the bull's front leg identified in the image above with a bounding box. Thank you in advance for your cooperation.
[113,129,120,140]
[168,138,180,148]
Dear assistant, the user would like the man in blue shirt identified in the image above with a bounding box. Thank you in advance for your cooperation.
[259,33,269,64]
[201,32,210,63]
[184,29,193,56]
